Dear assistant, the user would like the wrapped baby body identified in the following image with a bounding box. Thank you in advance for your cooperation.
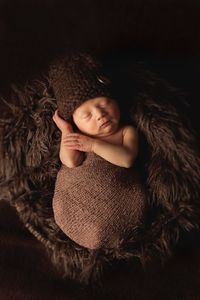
[53,152,147,250]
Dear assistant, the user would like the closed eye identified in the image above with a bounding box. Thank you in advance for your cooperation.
[82,113,91,119]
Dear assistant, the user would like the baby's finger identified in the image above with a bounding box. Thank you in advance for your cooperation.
[53,114,74,133]
[53,110,66,123]
[66,133,80,138]
[66,134,86,141]
[63,139,79,145]
[65,144,81,150]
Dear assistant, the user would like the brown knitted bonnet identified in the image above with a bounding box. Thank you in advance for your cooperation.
[49,52,113,122]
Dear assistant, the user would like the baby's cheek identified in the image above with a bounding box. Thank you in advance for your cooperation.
[88,120,97,129]
[114,106,121,119]
[81,122,95,135]
[79,120,89,132]
[108,107,118,118]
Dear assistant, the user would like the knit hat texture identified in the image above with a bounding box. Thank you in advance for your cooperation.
[49,52,113,122]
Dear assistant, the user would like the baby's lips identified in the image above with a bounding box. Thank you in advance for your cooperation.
[100,119,111,128]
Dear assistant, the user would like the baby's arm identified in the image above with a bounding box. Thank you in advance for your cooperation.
[53,110,85,168]
[60,125,138,168]
[93,126,138,168]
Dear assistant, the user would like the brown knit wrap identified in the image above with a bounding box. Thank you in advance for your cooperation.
[49,52,113,122]
[53,152,147,250]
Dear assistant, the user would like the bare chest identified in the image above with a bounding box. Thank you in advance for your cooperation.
[99,127,125,145]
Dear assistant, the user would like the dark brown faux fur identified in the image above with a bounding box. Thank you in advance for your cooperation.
[1,64,200,286]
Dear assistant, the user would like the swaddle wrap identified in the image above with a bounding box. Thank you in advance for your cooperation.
[53,152,147,249]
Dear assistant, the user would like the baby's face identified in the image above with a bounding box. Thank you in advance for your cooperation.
[72,97,120,137]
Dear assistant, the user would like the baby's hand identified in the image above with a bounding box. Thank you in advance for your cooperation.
[52,110,73,134]
[53,110,85,166]
[62,133,95,152]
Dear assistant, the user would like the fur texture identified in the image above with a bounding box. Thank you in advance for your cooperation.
[1,64,200,285]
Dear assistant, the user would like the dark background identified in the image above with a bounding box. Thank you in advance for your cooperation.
[0,0,200,299]
[0,0,199,130]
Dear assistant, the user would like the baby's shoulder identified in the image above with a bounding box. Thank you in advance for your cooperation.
[122,125,137,136]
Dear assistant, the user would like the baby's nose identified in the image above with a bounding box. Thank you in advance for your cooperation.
[95,108,106,120]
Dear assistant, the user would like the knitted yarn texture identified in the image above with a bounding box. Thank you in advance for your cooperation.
[49,52,113,122]
[53,152,147,249]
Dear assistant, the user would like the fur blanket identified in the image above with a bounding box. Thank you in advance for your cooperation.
[1,62,200,285]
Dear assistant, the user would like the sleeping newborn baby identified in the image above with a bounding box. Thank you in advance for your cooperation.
[50,52,147,249]
[53,96,138,168]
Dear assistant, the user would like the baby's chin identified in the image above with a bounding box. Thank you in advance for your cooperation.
[94,123,119,137]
